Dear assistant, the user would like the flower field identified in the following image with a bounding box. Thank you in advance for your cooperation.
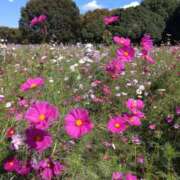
[0,40,180,180]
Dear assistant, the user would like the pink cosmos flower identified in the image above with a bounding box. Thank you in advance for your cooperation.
[107,116,127,134]
[126,172,137,180]
[18,98,28,107]
[35,158,64,180]
[25,101,59,129]
[30,15,47,27]
[30,17,39,27]
[149,124,156,130]
[137,155,145,164]
[4,157,19,172]
[131,109,145,119]
[102,85,111,96]
[116,46,135,63]
[141,50,155,64]
[141,34,153,52]
[64,108,94,139]
[38,15,47,24]
[124,114,142,126]
[25,128,52,153]
[6,127,15,138]
[131,135,141,145]
[16,160,31,175]
[113,36,131,47]
[104,16,119,25]
[176,106,180,116]
[126,98,144,113]
[106,59,125,78]
[112,172,123,180]
[20,77,44,92]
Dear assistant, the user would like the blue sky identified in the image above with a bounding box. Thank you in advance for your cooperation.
[0,0,142,27]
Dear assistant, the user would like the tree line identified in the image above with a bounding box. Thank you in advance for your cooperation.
[0,0,179,44]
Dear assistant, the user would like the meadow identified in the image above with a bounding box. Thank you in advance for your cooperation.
[0,41,179,180]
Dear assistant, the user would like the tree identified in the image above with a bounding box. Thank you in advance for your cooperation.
[81,9,111,43]
[19,0,81,43]
[110,6,165,43]
[165,4,180,42]
[142,0,180,20]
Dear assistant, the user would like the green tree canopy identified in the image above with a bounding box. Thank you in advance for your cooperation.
[110,6,165,43]
[165,4,180,42]
[19,0,81,43]
[81,9,111,43]
[142,0,180,20]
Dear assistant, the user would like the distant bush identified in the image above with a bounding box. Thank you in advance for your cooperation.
[0,27,21,43]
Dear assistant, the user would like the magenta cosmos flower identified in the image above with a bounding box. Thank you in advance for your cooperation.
[4,157,19,172]
[126,98,144,113]
[106,59,125,78]
[112,172,123,180]
[141,49,155,64]
[126,172,137,180]
[16,160,31,175]
[30,17,39,27]
[20,77,44,92]
[107,116,127,134]
[113,36,131,47]
[38,15,47,23]
[104,16,119,25]
[116,46,135,63]
[30,15,47,27]
[25,128,52,153]
[64,108,94,139]
[25,101,59,129]
[124,114,142,127]
[141,34,153,52]
[34,158,64,180]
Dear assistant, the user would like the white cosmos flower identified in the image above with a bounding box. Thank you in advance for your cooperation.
[11,134,24,150]
[115,93,121,97]
[64,77,69,81]
[5,102,12,108]
[139,85,145,91]
[136,89,142,95]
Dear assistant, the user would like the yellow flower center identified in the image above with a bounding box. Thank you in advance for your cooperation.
[115,123,121,128]
[124,51,129,57]
[39,114,46,121]
[130,117,134,122]
[75,119,83,127]
[34,135,42,142]
[31,83,37,88]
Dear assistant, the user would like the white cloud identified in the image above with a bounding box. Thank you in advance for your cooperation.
[123,1,140,9]
[82,0,103,12]
[8,0,14,2]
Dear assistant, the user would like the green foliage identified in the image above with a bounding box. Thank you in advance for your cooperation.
[110,6,165,43]
[19,0,81,43]
[0,44,179,179]
[142,0,180,20]
[0,27,21,43]
[165,4,180,42]
[81,9,111,43]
